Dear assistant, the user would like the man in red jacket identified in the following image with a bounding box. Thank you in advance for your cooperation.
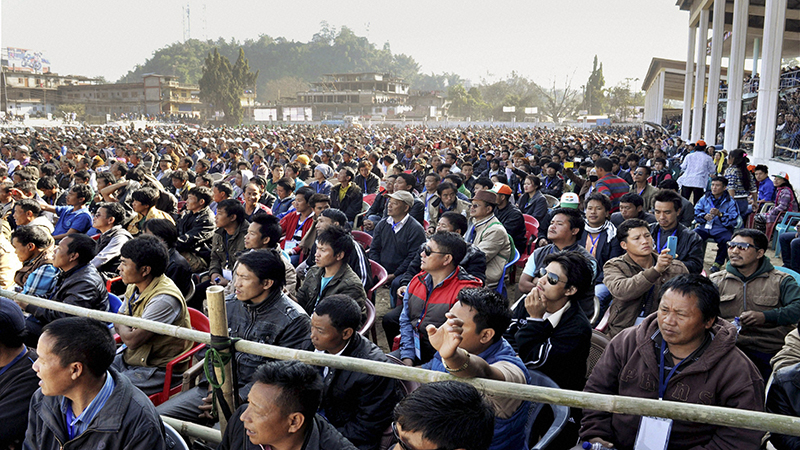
[279,186,315,266]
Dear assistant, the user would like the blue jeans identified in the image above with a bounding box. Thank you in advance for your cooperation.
[779,231,800,271]
[595,283,612,322]
[694,226,733,266]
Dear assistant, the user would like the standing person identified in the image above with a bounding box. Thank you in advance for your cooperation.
[724,149,758,221]
[678,140,717,204]
[26,317,167,450]
[593,158,628,213]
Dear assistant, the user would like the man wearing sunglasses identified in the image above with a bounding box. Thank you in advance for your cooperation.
[709,229,800,381]
[391,381,495,450]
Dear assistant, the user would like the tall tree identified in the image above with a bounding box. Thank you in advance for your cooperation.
[583,55,606,115]
[199,48,240,125]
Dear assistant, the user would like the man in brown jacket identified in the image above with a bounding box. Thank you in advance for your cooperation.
[603,218,687,337]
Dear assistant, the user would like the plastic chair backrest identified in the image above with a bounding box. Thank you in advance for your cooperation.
[526,369,570,450]
[368,260,389,303]
[543,194,560,209]
[496,246,520,295]
[108,294,122,314]
[775,266,800,285]
[363,193,377,206]
[187,307,211,333]
[358,299,376,339]
[163,422,189,450]
[352,231,373,251]
[585,330,610,381]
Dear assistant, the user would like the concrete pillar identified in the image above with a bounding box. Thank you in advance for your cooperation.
[682,25,697,141]
[753,37,762,77]
[724,0,749,151]
[692,8,710,142]
[656,71,666,125]
[704,0,725,146]
[753,0,787,161]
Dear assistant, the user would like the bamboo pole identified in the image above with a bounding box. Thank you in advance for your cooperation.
[205,286,235,432]
[161,416,222,444]
[8,290,800,437]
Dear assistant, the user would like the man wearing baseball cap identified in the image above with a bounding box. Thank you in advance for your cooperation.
[466,190,512,290]
[0,297,39,448]
[369,190,427,306]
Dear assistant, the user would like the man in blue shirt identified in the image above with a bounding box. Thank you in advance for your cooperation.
[755,165,776,206]
[26,317,166,450]
[39,184,93,241]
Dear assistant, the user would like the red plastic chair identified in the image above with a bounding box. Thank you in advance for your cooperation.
[352,231,373,251]
[106,276,122,293]
[516,220,539,271]
[367,260,388,304]
[363,193,377,206]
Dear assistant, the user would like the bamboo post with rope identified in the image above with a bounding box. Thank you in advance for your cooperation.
[206,285,236,432]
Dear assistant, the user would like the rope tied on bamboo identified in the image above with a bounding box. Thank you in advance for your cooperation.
[203,335,240,421]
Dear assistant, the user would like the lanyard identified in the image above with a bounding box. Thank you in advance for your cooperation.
[296,215,310,233]
[659,339,687,400]
[545,177,554,189]
[656,228,677,253]
[391,217,404,232]
[0,346,27,377]
[638,187,646,196]
[587,232,601,255]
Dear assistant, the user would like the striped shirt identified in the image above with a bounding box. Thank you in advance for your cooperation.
[60,370,116,439]
[595,175,629,213]
[22,264,59,299]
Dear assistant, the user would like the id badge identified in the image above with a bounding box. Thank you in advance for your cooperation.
[634,416,672,450]
[222,268,233,280]
[412,328,421,360]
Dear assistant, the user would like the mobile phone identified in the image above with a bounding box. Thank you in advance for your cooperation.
[666,235,678,257]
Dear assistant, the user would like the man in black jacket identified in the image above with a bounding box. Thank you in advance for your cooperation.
[218,360,357,450]
[541,162,564,198]
[20,234,109,346]
[651,189,703,274]
[26,317,166,450]
[330,168,363,223]
[494,183,527,252]
[175,186,215,272]
[354,161,380,195]
[157,250,311,424]
[311,295,399,450]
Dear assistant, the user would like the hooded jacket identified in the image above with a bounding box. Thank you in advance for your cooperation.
[24,369,166,450]
[295,263,367,322]
[175,206,215,254]
[694,190,739,229]
[581,315,765,450]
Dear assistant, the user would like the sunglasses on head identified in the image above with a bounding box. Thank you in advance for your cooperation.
[727,241,759,251]
[537,268,567,286]
[422,245,450,257]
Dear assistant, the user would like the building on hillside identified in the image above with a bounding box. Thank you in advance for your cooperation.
[294,72,411,120]
[143,74,201,116]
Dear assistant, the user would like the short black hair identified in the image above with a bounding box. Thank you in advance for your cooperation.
[314,295,361,334]
[439,211,468,235]
[585,192,611,213]
[11,224,51,249]
[316,225,353,261]
[653,189,683,213]
[436,181,457,196]
[120,234,169,277]
[659,273,720,322]
[96,171,116,186]
[237,249,285,291]
[542,251,594,302]
[36,176,58,191]
[218,199,245,225]
[98,202,127,226]
[188,186,212,207]
[15,198,42,216]
[143,218,178,249]
[754,164,769,174]
[711,175,729,186]
[429,231,467,267]
[550,207,583,230]
[636,165,652,176]
[732,228,769,252]
[63,233,97,265]
[131,187,159,207]
[295,186,314,203]
[252,360,323,421]
[594,157,613,172]
[41,317,116,378]
[474,177,493,190]
[213,181,233,197]
[320,208,347,227]
[396,173,416,191]
[394,381,495,450]
[657,179,679,191]
[619,192,644,208]
[309,193,330,208]
[456,288,511,344]
[617,218,651,244]
[70,184,93,205]
[276,177,296,194]
[250,214,282,249]
[171,169,189,183]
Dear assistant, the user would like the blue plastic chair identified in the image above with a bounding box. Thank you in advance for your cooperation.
[773,212,800,254]
[108,293,122,313]
[496,245,520,297]
[775,266,800,285]
[525,369,570,450]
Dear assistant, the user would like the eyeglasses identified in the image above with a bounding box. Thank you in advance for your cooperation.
[392,422,449,450]
[422,245,450,257]
[727,241,759,251]
[537,268,567,286]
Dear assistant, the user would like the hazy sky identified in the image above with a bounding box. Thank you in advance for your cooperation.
[2,0,690,91]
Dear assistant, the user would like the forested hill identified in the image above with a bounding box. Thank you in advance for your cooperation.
[117,24,461,103]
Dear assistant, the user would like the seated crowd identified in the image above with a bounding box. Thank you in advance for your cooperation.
[1,125,800,450]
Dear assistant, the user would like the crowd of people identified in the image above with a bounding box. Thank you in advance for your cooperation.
[0,122,799,450]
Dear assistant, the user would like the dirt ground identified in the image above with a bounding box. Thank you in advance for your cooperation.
[368,243,781,352]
